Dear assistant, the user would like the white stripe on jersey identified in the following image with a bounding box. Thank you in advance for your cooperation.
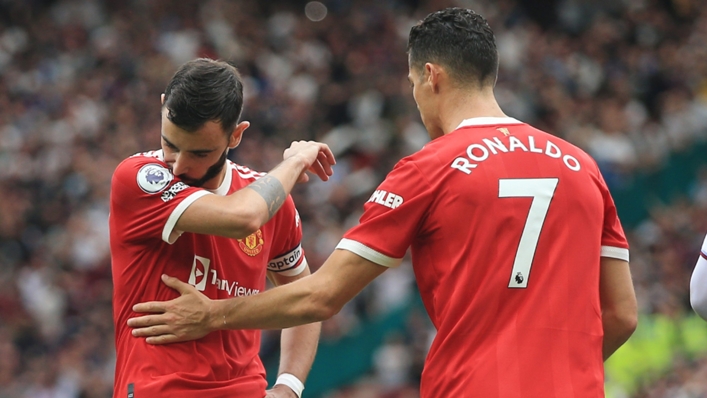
[131,149,164,161]
[234,164,266,180]
[601,246,629,261]
[336,238,402,268]
[162,190,211,244]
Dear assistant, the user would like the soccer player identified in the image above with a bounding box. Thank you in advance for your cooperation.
[110,58,335,398]
[690,233,707,320]
[128,9,638,397]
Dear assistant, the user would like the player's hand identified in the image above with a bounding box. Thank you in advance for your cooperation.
[127,274,217,344]
[283,141,335,183]
[265,384,299,398]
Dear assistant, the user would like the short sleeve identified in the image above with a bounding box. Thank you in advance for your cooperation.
[266,196,307,277]
[338,158,435,267]
[596,171,629,261]
[110,156,209,245]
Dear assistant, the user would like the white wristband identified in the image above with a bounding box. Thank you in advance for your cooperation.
[275,373,305,398]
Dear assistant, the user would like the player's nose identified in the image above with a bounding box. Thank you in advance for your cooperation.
[171,153,189,176]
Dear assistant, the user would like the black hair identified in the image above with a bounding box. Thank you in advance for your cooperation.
[162,58,244,133]
[408,8,498,87]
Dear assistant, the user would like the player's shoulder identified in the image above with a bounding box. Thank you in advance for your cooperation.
[112,150,172,191]
[115,150,167,173]
[226,160,267,184]
[525,125,585,151]
[511,123,601,167]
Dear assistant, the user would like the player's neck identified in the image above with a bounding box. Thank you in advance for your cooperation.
[201,165,227,191]
[440,87,506,135]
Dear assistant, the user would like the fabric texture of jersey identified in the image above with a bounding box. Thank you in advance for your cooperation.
[110,150,306,398]
[339,117,629,398]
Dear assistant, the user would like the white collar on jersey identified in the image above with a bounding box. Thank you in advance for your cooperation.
[212,162,232,196]
[154,149,232,196]
[456,116,523,130]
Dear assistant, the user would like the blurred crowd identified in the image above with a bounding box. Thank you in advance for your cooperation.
[0,0,706,397]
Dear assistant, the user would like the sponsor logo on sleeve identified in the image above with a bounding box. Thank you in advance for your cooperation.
[137,164,173,194]
[238,229,264,256]
[268,244,303,272]
[367,189,404,209]
[160,182,188,202]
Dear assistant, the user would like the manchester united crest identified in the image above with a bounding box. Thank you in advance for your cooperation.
[238,229,264,256]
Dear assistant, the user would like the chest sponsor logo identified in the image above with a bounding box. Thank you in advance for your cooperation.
[136,163,173,194]
[268,244,303,272]
[367,189,404,209]
[238,229,264,256]
[188,255,211,291]
[161,182,188,202]
[188,255,260,297]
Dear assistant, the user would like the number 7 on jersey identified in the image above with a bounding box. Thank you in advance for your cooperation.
[499,178,559,288]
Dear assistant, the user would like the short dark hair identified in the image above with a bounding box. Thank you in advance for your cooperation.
[408,8,498,87]
[163,58,244,133]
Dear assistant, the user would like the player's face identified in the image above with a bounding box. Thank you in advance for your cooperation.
[160,108,234,189]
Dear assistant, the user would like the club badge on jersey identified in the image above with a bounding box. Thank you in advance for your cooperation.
[238,229,264,256]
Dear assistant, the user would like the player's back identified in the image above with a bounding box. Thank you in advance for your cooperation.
[409,119,625,397]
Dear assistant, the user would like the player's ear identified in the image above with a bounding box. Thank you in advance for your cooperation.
[161,93,165,105]
[426,63,442,93]
[228,121,250,149]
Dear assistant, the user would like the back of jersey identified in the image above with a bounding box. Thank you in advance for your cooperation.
[411,119,628,397]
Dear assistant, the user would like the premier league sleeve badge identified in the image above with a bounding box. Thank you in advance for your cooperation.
[136,163,174,194]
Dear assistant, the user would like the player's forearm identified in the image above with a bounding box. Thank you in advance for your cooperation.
[209,250,376,330]
[211,276,337,331]
[198,155,310,239]
[599,257,637,361]
[602,310,637,360]
[277,322,321,385]
[243,155,310,222]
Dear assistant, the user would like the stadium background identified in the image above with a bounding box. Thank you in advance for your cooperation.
[0,0,706,396]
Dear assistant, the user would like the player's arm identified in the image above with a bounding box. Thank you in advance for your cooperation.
[176,141,335,239]
[265,268,320,398]
[689,234,707,321]
[599,256,638,360]
[128,249,387,343]
[217,249,387,329]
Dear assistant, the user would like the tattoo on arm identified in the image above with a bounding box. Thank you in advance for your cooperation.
[247,175,287,220]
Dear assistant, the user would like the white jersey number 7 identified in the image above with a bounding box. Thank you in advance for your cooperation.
[499,178,559,288]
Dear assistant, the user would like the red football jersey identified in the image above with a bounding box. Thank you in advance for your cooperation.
[339,117,629,397]
[110,150,306,398]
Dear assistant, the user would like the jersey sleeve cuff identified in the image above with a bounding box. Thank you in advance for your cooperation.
[601,246,629,262]
[162,190,211,244]
[336,238,402,268]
